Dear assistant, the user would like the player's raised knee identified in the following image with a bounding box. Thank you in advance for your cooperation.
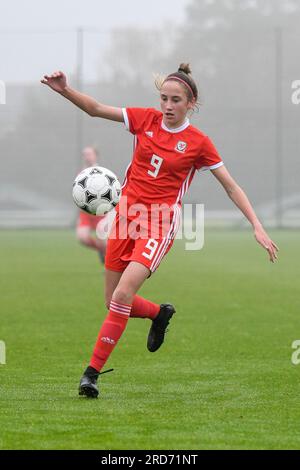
[111,288,133,306]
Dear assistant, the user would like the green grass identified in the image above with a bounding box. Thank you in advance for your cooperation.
[0,229,300,450]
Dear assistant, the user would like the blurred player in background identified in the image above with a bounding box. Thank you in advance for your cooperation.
[76,146,107,264]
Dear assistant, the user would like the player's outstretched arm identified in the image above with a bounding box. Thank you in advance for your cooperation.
[41,71,124,122]
[211,165,279,263]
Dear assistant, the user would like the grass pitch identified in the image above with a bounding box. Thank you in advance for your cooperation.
[0,229,299,450]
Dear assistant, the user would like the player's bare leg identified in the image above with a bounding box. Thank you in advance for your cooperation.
[76,226,106,264]
[79,262,151,398]
[104,269,123,309]
[105,268,174,352]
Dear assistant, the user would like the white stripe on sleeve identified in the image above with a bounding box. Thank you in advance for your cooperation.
[122,108,130,132]
[198,161,224,172]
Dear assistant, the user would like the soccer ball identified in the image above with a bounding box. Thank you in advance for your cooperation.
[72,166,121,215]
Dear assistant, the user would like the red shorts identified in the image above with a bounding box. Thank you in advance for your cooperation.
[77,211,105,231]
[105,213,177,274]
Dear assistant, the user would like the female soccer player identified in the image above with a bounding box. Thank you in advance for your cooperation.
[41,64,279,398]
[76,146,107,264]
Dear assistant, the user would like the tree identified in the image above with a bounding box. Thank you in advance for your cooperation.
[170,0,300,107]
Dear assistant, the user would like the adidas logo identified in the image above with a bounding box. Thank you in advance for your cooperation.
[145,131,153,138]
[101,336,116,345]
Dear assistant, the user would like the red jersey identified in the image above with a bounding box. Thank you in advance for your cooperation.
[106,108,224,273]
[119,108,223,216]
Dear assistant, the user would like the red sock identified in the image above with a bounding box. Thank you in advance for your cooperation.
[89,300,131,372]
[130,295,160,320]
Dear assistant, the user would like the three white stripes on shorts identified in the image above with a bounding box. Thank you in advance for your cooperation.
[150,167,195,273]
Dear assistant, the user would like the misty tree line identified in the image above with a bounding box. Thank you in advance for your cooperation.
[106,0,300,105]
[2,0,299,213]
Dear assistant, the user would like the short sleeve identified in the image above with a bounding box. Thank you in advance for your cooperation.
[122,108,156,135]
[195,136,224,172]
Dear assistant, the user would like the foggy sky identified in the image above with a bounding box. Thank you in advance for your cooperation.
[0,0,189,83]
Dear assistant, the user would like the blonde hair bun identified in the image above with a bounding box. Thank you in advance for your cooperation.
[178,63,192,75]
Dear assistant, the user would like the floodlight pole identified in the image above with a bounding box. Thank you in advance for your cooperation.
[71,27,84,226]
[76,27,84,167]
[275,27,283,229]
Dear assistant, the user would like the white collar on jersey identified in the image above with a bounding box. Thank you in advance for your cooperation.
[161,118,190,134]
